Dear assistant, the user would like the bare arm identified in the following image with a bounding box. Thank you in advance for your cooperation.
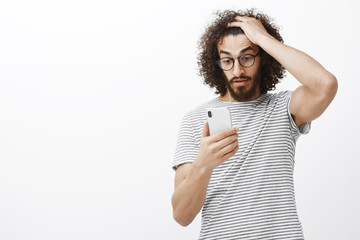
[257,35,338,128]
[171,121,239,226]
[228,16,338,128]
[171,162,212,226]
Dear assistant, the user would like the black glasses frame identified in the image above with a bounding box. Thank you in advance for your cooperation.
[216,51,261,71]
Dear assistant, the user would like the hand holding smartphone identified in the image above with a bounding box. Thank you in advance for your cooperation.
[195,107,238,170]
[206,107,232,136]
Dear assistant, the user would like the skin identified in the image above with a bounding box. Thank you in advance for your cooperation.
[217,34,263,102]
[172,122,239,226]
[227,16,338,128]
[172,16,338,227]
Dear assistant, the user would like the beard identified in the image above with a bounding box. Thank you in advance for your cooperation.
[223,71,262,102]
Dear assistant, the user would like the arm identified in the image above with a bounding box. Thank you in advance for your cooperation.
[257,35,338,128]
[171,161,212,226]
[229,17,338,128]
[171,121,239,226]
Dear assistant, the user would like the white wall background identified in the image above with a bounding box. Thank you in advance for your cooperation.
[0,0,359,239]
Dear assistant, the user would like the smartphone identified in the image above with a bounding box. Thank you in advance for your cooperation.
[206,107,232,136]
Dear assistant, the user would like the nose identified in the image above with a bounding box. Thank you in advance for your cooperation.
[232,58,245,77]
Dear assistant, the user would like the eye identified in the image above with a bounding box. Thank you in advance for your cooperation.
[241,55,252,61]
[221,58,232,64]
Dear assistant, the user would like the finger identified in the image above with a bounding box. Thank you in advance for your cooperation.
[219,139,238,156]
[211,126,239,142]
[234,16,247,21]
[202,120,210,138]
[227,21,243,28]
[235,16,252,20]
[213,133,238,150]
[220,143,239,162]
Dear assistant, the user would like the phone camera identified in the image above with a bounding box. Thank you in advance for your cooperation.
[207,111,212,118]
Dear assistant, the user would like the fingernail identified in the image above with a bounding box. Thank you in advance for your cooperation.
[235,126,239,131]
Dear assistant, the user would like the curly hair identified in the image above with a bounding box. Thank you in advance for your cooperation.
[197,8,286,96]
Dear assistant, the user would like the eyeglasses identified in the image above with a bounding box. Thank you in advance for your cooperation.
[216,51,261,71]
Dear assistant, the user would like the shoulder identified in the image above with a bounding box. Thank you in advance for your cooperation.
[182,98,218,121]
[272,90,293,99]
[265,90,294,106]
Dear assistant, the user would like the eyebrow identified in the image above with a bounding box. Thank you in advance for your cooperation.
[219,46,254,56]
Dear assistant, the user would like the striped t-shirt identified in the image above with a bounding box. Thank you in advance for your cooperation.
[172,90,311,240]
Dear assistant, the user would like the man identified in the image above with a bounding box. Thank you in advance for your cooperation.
[171,9,337,240]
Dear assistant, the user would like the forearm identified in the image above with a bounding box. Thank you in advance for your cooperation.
[258,35,337,94]
[171,161,213,226]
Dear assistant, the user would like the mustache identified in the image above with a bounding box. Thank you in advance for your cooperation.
[230,76,251,83]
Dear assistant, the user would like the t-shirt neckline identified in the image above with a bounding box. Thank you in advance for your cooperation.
[215,93,269,105]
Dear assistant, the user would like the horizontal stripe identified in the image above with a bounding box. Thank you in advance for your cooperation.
[173,90,311,239]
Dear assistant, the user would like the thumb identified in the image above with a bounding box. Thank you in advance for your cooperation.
[202,120,210,137]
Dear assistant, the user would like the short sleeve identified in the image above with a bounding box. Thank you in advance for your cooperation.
[172,115,199,171]
[283,90,311,137]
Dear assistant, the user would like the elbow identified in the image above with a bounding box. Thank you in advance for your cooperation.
[171,190,200,227]
[326,74,338,98]
[173,209,194,227]
[171,194,193,227]
[320,72,338,99]
[174,215,192,227]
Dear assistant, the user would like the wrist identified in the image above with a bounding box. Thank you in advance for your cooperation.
[256,33,276,49]
[192,157,213,177]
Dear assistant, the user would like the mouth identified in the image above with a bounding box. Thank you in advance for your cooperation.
[232,78,249,86]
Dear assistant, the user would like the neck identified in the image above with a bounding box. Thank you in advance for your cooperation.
[219,90,262,102]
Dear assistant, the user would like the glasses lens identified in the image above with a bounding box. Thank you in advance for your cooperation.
[219,58,233,71]
[239,54,255,67]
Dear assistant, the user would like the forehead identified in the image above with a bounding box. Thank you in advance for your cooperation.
[217,34,258,55]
